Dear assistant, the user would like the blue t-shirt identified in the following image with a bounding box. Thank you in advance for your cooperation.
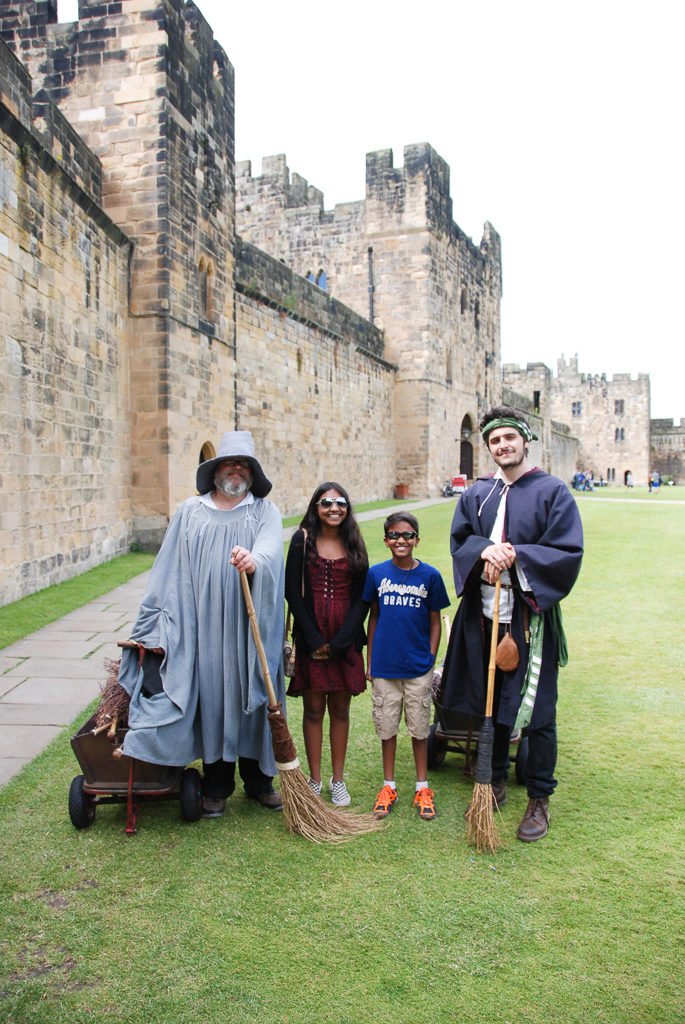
[362,559,450,679]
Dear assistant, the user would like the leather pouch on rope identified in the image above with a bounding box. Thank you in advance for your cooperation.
[495,629,520,671]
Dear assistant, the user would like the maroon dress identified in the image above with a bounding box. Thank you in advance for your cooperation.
[287,555,366,696]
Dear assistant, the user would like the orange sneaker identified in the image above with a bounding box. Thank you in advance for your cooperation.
[372,785,398,817]
[413,787,437,819]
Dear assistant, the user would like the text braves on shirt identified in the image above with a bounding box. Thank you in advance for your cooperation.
[377,577,428,606]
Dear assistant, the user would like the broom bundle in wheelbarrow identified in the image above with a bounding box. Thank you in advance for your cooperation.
[239,569,384,844]
[92,657,131,740]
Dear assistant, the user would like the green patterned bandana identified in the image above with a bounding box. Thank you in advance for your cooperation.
[482,417,539,443]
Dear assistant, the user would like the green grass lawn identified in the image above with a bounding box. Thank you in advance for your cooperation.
[0,496,683,1023]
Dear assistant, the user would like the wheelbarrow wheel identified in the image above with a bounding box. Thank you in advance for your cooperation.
[179,767,202,821]
[69,774,96,829]
[426,722,447,770]
[515,734,529,785]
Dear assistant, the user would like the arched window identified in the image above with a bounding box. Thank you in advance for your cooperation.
[316,270,327,291]
[199,441,216,465]
[306,272,315,283]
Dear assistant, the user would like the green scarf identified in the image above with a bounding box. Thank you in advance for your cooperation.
[514,603,568,729]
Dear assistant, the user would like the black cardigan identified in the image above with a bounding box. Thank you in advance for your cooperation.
[284,528,368,657]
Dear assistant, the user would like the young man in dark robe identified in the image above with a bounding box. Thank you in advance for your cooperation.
[441,406,583,841]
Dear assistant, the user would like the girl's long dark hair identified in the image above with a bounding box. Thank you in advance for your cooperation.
[299,481,368,574]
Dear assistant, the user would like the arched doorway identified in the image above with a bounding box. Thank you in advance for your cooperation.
[459,415,475,479]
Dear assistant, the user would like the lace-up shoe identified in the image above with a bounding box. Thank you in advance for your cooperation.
[516,797,550,842]
[372,784,398,817]
[413,787,437,819]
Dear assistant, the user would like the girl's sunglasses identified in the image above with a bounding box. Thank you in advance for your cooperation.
[317,497,348,510]
[385,530,417,540]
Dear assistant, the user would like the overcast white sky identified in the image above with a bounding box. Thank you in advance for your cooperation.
[62,1,685,419]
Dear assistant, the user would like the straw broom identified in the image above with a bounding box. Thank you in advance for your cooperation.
[239,570,384,843]
[465,574,503,853]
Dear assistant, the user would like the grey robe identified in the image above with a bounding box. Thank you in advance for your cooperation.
[118,496,285,775]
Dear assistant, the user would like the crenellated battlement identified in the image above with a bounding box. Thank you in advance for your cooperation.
[236,155,325,212]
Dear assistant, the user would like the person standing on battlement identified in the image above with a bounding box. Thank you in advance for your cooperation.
[440,406,583,842]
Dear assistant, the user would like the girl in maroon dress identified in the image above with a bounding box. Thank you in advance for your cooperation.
[285,482,369,806]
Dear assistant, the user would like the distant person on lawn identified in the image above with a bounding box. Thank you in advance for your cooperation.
[363,512,450,821]
[440,406,583,841]
[118,431,285,817]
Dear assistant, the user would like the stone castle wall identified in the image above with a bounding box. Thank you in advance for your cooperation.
[234,241,396,512]
[0,34,132,603]
[1,0,239,543]
[650,418,685,482]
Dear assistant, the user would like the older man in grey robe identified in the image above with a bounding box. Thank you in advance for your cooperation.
[118,431,285,816]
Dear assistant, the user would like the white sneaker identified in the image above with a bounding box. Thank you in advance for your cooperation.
[307,777,322,797]
[329,777,351,807]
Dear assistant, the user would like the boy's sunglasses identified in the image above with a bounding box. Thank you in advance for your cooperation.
[385,530,417,540]
[317,497,348,510]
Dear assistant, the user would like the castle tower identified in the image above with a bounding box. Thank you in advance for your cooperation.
[236,142,502,494]
[0,0,237,543]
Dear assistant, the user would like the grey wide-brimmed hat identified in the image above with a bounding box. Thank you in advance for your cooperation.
[196,431,272,498]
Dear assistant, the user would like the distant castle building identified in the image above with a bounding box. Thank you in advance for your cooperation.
[502,356,651,486]
[650,418,685,483]
[0,1,677,607]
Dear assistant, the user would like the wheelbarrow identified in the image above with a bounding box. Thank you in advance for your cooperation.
[426,700,528,784]
[428,622,528,783]
[68,713,203,835]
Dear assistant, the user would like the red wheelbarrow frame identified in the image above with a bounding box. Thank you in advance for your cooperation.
[69,714,202,834]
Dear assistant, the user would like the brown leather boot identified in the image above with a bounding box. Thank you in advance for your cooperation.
[517,797,550,842]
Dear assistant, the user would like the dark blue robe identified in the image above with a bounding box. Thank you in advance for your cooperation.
[440,469,583,728]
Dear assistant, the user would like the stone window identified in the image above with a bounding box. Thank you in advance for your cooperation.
[316,270,327,291]
[306,272,315,284]
[615,428,625,442]
[533,390,540,413]
[460,286,468,314]
[474,298,480,331]
[615,399,625,415]
[198,256,215,329]
[572,401,582,416]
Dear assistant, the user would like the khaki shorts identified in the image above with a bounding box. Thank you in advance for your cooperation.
[371,669,434,741]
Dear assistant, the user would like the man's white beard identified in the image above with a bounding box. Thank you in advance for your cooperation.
[215,473,252,498]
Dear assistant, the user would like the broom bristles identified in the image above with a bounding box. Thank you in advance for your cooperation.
[465,781,502,853]
[277,764,385,844]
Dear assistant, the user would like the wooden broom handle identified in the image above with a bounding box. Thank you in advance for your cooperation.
[485,575,501,718]
[239,569,278,709]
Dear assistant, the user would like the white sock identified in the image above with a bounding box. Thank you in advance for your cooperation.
[384,780,396,790]
[416,780,428,792]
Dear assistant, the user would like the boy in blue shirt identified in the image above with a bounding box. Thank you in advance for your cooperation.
[362,512,450,819]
